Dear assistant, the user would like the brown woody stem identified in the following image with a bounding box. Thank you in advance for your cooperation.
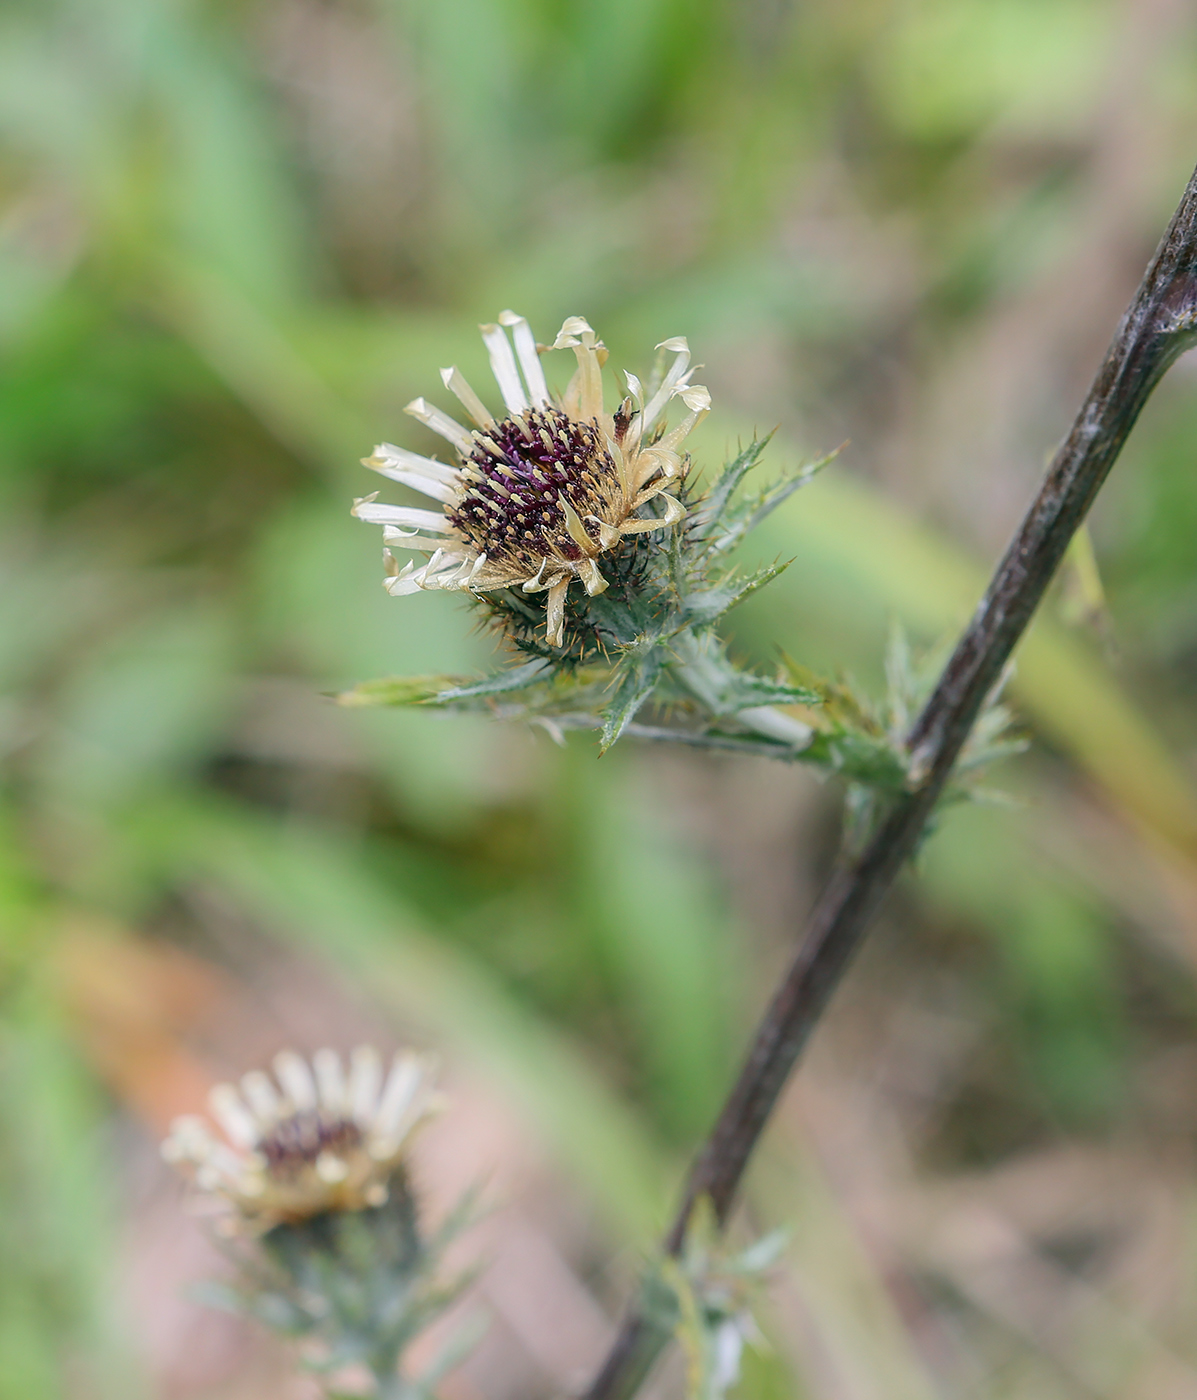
[584,161,1197,1400]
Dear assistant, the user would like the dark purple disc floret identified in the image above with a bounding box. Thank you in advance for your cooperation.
[448,406,613,568]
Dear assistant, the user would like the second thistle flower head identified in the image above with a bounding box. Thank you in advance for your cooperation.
[353,312,711,647]
[162,1046,442,1234]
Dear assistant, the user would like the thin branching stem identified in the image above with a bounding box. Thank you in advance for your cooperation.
[584,161,1197,1400]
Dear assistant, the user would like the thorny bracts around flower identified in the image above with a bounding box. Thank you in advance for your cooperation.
[343,332,1022,801]
[344,431,836,753]
[162,1046,443,1234]
[352,312,709,647]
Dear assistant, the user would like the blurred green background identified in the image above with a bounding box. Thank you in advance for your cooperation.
[6,0,1197,1396]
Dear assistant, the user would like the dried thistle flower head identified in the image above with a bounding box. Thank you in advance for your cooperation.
[162,1046,443,1234]
[353,311,710,646]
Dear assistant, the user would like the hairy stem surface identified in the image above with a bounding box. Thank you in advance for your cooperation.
[584,161,1197,1400]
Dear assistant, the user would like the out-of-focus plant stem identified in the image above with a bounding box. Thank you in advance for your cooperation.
[585,161,1197,1400]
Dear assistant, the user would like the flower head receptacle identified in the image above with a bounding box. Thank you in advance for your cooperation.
[162,1045,443,1235]
[353,312,709,648]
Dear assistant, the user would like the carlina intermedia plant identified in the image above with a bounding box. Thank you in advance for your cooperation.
[164,316,1026,1400]
[343,311,1018,797]
[162,1048,474,1399]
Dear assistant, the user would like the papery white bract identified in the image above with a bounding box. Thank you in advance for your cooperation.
[162,1046,443,1234]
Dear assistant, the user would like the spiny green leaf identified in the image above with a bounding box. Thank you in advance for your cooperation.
[670,630,821,715]
[336,660,551,709]
[714,673,823,709]
[681,562,791,628]
[336,675,455,708]
[688,436,773,541]
[433,659,552,702]
[803,729,909,788]
[600,640,667,752]
[705,449,837,558]
[728,1228,790,1276]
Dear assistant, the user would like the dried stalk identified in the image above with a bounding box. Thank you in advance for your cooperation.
[584,161,1197,1400]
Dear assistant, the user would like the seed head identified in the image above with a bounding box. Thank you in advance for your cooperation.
[161,1046,443,1234]
[353,312,710,646]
